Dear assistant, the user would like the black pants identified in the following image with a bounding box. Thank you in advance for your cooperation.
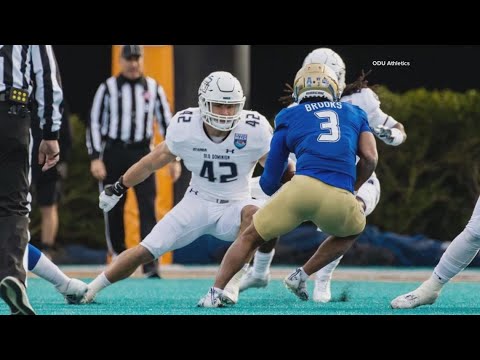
[0,103,30,283]
[101,143,158,275]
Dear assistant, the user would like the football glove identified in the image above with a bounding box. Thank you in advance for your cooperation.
[99,177,128,212]
[373,125,404,146]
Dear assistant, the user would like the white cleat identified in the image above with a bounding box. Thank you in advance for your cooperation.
[284,268,309,301]
[57,279,88,304]
[390,286,440,309]
[80,287,97,304]
[222,284,239,305]
[239,268,270,292]
[221,279,239,305]
[313,279,332,303]
[197,287,224,308]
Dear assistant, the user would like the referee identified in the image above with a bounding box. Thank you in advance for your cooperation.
[0,45,63,315]
[87,45,181,277]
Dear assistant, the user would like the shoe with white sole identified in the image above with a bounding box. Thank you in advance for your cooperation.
[313,278,332,303]
[391,284,440,309]
[284,268,309,301]
[57,278,89,304]
[222,265,251,304]
[197,287,224,308]
[239,268,270,292]
[0,276,36,315]
[80,287,97,304]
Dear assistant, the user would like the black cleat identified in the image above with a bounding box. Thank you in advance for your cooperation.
[0,277,36,315]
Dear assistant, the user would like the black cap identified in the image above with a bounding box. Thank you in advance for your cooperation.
[121,45,143,59]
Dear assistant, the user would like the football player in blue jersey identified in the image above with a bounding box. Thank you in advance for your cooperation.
[198,63,378,307]
[240,48,407,303]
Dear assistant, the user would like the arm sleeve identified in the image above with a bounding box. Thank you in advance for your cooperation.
[360,88,398,129]
[368,107,398,129]
[31,45,64,140]
[259,125,290,196]
[154,84,172,137]
[86,83,108,159]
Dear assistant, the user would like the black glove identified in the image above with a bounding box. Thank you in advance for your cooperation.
[105,176,128,196]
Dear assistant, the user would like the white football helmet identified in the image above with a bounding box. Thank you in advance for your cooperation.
[198,71,246,131]
[293,63,340,103]
[303,48,346,95]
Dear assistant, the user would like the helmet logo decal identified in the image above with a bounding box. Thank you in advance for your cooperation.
[199,75,214,94]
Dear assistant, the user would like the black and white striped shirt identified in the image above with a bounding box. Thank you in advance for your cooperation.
[86,74,172,159]
[0,45,63,139]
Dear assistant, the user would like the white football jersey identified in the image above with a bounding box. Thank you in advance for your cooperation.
[341,88,398,129]
[166,107,273,201]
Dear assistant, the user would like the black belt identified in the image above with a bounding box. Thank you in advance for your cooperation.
[104,138,150,150]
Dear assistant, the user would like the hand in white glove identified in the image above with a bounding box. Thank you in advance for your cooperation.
[373,125,404,146]
[99,177,128,212]
[373,124,392,139]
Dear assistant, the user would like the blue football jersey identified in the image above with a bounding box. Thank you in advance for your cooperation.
[260,100,371,195]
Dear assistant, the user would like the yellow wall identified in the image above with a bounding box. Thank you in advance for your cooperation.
[111,45,174,264]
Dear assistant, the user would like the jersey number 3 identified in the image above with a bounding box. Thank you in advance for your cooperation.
[314,110,340,142]
[200,161,238,183]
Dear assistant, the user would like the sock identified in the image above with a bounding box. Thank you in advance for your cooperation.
[431,229,480,285]
[31,253,70,292]
[315,255,343,281]
[298,267,309,281]
[253,249,275,278]
[88,272,111,296]
[28,244,41,271]
[225,264,249,290]
[421,273,444,293]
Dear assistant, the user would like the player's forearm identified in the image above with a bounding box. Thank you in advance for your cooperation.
[260,156,289,196]
[282,160,296,183]
[354,157,377,192]
[122,142,175,187]
[260,129,291,194]
[122,158,155,188]
[259,173,282,196]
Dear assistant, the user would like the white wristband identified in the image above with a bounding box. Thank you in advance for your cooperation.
[386,128,404,146]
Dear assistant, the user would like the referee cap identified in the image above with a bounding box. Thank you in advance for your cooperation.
[121,45,144,59]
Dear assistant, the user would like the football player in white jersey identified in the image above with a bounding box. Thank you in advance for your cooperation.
[391,196,480,309]
[240,48,408,303]
[79,71,294,305]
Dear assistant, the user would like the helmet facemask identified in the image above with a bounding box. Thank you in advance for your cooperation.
[198,71,246,131]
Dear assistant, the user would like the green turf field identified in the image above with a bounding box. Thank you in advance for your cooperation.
[2,276,480,315]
